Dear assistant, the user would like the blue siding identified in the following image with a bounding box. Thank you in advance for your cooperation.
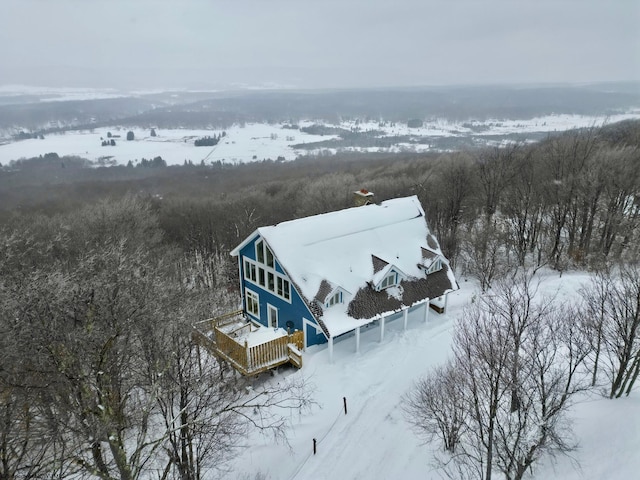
[238,236,327,347]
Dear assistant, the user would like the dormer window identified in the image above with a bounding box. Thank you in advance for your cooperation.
[326,291,342,308]
[379,272,397,289]
[427,258,442,274]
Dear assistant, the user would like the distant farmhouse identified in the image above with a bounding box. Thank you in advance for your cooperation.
[195,191,458,374]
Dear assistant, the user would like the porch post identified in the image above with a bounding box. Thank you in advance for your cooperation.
[379,315,385,343]
[328,336,334,363]
[444,294,449,313]
[424,298,430,323]
[302,320,307,352]
[355,326,360,354]
[403,307,408,331]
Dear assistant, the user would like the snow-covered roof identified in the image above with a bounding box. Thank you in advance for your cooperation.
[232,196,457,337]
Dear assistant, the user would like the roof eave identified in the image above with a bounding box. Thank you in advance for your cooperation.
[229,229,261,257]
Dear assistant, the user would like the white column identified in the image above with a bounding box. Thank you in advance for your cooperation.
[379,315,385,343]
[444,294,449,313]
[328,337,334,363]
[355,326,361,354]
[424,298,430,323]
[403,307,408,330]
[302,320,307,352]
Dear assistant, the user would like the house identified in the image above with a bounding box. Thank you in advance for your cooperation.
[228,193,458,361]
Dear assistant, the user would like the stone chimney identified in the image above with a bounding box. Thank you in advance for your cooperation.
[353,188,374,206]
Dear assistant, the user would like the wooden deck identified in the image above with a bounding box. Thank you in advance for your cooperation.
[193,311,304,376]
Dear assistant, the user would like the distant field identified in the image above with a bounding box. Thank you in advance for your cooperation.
[2,111,639,166]
[0,123,336,166]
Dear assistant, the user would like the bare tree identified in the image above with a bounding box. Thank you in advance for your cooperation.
[540,128,598,268]
[475,143,519,218]
[460,218,510,292]
[581,263,640,397]
[406,273,590,480]
[502,149,545,267]
[418,154,475,265]
[404,360,468,453]
[597,146,640,257]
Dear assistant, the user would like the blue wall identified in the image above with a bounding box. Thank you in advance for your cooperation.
[238,235,327,347]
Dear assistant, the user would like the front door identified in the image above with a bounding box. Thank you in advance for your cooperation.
[267,304,278,329]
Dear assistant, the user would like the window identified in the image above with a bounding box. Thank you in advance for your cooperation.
[283,279,291,300]
[245,289,259,318]
[266,246,274,268]
[256,239,275,268]
[427,259,442,274]
[256,240,264,264]
[244,260,257,282]
[326,291,342,308]
[267,304,278,328]
[380,272,397,289]
[242,254,291,302]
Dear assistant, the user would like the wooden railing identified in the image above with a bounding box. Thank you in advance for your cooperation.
[213,326,250,372]
[194,315,304,375]
[247,331,304,372]
[288,344,303,369]
[195,310,244,331]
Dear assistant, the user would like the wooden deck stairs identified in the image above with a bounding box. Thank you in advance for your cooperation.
[193,310,304,376]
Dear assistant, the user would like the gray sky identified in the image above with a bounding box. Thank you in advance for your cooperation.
[2,0,639,90]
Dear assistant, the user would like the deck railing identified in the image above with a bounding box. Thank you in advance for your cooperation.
[195,310,244,331]
[193,312,304,375]
[248,331,304,372]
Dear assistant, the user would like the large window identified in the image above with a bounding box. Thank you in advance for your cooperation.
[245,289,260,318]
[256,240,274,268]
[243,242,291,302]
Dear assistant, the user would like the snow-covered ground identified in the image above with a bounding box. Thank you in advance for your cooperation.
[227,270,640,480]
[0,84,128,102]
[341,112,640,138]
[0,124,336,166]
[2,111,639,166]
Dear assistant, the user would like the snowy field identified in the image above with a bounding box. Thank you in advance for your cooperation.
[2,111,640,166]
[341,112,640,138]
[228,270,640,480]
[0,84,129,102]
[0,124,337,166]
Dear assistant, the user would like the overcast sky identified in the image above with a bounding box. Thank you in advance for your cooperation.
[2,0,639,90]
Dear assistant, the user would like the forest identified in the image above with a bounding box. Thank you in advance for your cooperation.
[0,118,639,479]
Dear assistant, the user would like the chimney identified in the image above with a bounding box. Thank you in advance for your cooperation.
[353,188,374,207]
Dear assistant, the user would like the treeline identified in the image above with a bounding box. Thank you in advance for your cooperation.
[157,119,640,278]
[2,120,639,276]
[194,132,225,146]
[0,197,310,479]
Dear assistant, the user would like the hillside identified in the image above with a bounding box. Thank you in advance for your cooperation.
[227,270,640,480]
